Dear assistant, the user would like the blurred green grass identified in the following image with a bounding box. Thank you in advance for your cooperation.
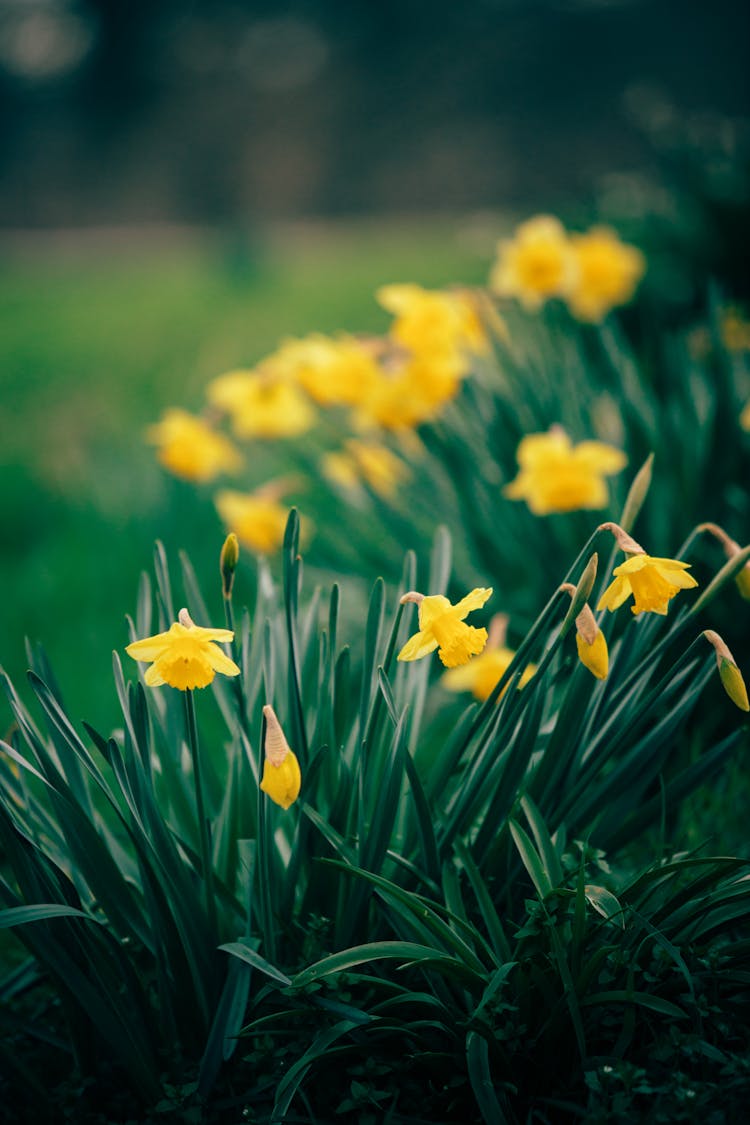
[0,218,493,729]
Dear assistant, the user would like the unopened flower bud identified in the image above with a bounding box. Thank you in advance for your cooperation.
[703,630,750,712]
[699,523,750,601]
[260,705,301,809]
[220,532,240,599]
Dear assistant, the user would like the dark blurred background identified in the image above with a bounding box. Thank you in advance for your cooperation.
[1,0,748,227]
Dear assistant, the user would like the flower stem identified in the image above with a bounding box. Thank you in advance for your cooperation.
[184,689,217,936]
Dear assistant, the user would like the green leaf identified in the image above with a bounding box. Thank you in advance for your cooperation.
[584,885,625,928]
[0,903,104,929]
[219,941,292,986]
[508,819,553,900]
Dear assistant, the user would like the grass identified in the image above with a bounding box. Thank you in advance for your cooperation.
[0,217,493,728]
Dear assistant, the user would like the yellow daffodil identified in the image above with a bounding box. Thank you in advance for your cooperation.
[260,705,301,809]
[146,408,242,483]
[398,587,492,668]
[740,400,750,432]
[489,215,576,310]
[566,227,646,322]
[126,608,240,690]
[267,333,381,407]
[215,488,291,555]
[206,369,315,438]
[597,554,698,616]
[354,350,465,432]
[504,427,627,514]
[377,283,488,367]
[322,439,409,499]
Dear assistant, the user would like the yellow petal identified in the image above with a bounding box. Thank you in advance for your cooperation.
[125,628,175,661]
[451,587,493,620]
[597,575,631,612]
[397,630,439,662]
[417,595,453,630]
[574,442,628,474]
[205,646,241,678]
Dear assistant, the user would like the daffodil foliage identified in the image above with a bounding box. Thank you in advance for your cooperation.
[1,505,748,1120]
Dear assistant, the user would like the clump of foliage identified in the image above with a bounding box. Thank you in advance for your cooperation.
[1,486,749,1120]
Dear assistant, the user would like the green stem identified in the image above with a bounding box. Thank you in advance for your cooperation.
[184,689,218,936]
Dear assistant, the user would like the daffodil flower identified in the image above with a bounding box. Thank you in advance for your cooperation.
[398,587,492,668]
[215,487,292,555]
[566,227,645,322]
[260,705,301,809]
[489,215,576,310]
[126,608,240,690]
[505,427,627,515]
[597,554,698,617]
[146,408,242,483]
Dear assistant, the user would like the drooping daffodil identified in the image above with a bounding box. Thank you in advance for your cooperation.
[398,587,493,668]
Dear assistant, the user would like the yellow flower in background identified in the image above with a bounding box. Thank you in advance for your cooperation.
[354,351,465,431]
[270,333,381,406]
[721,308,750,353]
[442,648,536,700]
[206,369,315,438]
[126,608,240,690]
[147,408,242,483]
[377,283,488,367]
[566,227,646,322]
[740,400,750,432]
[215,487,291,555]
[489,215,576,310]
[398,587,492,668]
[323,439,410,499]
[260,705,301,809]
[597,554,698,616]
[505,427,627,514]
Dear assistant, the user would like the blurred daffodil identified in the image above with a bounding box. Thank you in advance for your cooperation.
[721,308,750,353]
[566,227,645,322]
[398,587,492,668]
[206,369,315,438]
[269,333,381,406]
[740,400,750,432]
[490,215,575,310]
[126,608,240,690]
[322,439,409,499]
[505,426,627,514]
[260,705,301,809]
[597,552,698,617]
[441,614,535,700]
[377,283,487,368]
[216,485,295,555]
[147,408,242,483]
